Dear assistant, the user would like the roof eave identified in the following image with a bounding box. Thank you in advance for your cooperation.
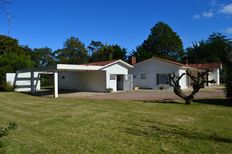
[100,60,133,70]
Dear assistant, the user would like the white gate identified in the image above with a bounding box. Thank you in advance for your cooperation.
[123,74,133,91]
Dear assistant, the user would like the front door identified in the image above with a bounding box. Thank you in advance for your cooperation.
[117,75,123,91]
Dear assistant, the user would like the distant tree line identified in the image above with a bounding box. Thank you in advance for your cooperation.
[0,21,231,99]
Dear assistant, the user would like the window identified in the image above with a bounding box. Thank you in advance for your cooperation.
[157,74,170,85]
[141,73,146,79]
[110,74,116,80]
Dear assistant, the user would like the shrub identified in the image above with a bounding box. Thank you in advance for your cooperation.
[106,88,113,93]
[2,82,14,92]
[0,122,17,138]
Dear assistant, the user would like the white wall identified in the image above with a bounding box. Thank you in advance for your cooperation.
[208,69,220,86]
[6,72,40,92]
[58,71,106,92]
[129,58,188,90]
[179,69,188,89]
[103,63,128,91]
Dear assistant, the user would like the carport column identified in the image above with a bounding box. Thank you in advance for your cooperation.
[31,71,36,94]
[54,71,58,98]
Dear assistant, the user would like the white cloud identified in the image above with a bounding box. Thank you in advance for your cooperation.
[194,1,232,19]
[202,11,214,18]
[225,27,232,34]
[193,11,214,19]
[220,3,232,14]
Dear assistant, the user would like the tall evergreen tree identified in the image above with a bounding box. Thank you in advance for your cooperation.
[186,33,231,63]
[133,21,184,62]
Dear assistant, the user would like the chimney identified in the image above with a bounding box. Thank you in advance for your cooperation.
[131,56,136,65]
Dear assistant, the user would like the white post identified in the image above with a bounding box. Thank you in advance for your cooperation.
[31,71,35,94]
[216,69,220,85]
[54,72,58,98]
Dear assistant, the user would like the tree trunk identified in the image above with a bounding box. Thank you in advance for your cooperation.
[184,98,192,105]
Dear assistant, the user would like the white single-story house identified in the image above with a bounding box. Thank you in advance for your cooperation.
[129,57,221,90]
[6,60,133,97]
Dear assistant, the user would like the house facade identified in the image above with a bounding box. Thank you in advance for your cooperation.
[129,57,191,90]
[129,57,221,90]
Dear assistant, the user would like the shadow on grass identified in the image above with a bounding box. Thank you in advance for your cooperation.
[143,99,184,105]
[142,99,232,107]
[122,121,232,144]
[194,99,232,107]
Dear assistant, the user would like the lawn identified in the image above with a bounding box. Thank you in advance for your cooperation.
[0,92,232,154]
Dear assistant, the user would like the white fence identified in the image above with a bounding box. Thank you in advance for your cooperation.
[6,72,40,92]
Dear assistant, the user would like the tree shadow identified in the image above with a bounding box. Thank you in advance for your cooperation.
[121,121,232,144]
[194,99,232,107]
[142,99,184,105]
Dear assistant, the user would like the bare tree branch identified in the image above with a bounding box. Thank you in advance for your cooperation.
[168,70,214,104]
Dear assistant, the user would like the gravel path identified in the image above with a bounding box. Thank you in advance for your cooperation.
[66,87,225,101]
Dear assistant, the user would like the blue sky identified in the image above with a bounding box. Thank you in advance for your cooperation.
[0,0,232,53]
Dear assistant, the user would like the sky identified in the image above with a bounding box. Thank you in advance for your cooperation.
[0,0,232,53]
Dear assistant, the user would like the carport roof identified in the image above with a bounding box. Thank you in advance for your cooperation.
[17,59,133,72]
[57,59,133,71]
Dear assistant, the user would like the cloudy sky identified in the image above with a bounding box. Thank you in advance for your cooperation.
[0,0,231,52]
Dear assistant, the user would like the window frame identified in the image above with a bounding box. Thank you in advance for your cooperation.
[156,73,171,85]
[140,73,146,79]
[110,74,116,80]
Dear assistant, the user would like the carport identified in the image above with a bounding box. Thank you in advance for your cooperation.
[6,60,133,98]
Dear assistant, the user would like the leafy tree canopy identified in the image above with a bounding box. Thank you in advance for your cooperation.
[133,21,184,62]
[31,47,55,67]
[186,33,232,63]
[54,37,88,64]
[0,35,32,89]
[88,41,127,62]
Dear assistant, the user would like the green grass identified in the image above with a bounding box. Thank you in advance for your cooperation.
[0,92,232,154]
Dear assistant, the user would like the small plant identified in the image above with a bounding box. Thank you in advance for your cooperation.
[106,88,113,93]
[2,82,14,92]
[0,122,17,138]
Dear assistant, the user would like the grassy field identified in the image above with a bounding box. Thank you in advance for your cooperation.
[0,92,231,154]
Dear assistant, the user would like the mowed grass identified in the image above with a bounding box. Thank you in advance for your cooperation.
[0,92,232,154]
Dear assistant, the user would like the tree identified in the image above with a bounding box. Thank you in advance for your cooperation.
[186,33,231,63]
[168,70,215,104]
[186,33,232,99]
[133,21,184,62]
[54,37,88,64]
[87,41,104,55]
[31,47,55,67]
[224,47,232,99]
[0,35,32,90]
[89,42,127,62]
